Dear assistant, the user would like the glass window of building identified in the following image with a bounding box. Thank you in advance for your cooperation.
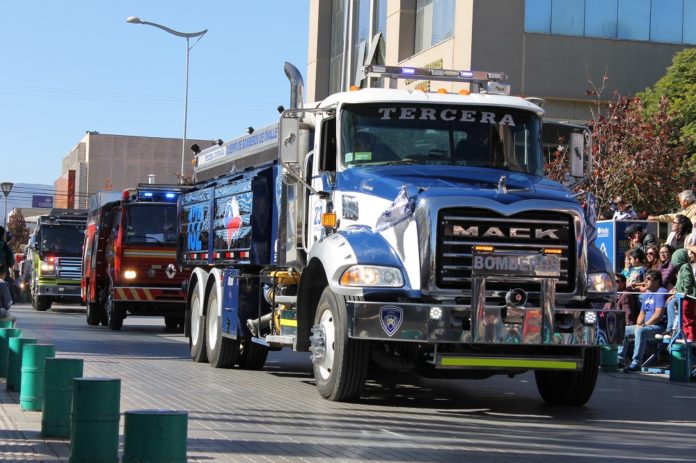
[650,0,683,43]
[525,0,696,45]
[585,0,618,38]
[617,0,651,40]
[551,0,585,35]
[685,0,696,44]
[329,0,346,94]
[415,0,455,53]
[525,0,552,33]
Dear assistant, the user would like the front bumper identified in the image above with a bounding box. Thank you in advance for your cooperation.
[348,301,625,346]
[36,282,81,298]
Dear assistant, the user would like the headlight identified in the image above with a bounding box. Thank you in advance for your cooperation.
[40,260,55,273]
[587,272,616,293]
[339,265,404,287]
[124,270,137,280]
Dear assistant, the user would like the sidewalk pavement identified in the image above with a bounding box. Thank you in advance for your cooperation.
[0,379,70,462]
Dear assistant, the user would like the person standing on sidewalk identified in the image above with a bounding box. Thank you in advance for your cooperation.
[622,270,668,373]
[0,265,14,321]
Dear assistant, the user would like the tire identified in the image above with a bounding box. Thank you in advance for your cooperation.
[535,346,600,406]
[205,285,238,368]
[312,287,369,402]
[35,296,51,312]
[189,281,207,363]
[86,299,101,326]
[238,337,269,370]
[105,290,125,331]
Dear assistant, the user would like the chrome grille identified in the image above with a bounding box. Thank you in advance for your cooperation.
[436,208,576,293]
[57,257,82,280]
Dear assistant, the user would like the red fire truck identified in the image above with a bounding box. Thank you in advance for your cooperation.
[81,184,191,330]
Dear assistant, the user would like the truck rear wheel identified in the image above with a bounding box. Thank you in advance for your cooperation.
[106,291,125,331]
[311,287,369,402]
[535,346,600,406]
[205,287,238,368]
[238,338,268,370]
[189,281,207,363]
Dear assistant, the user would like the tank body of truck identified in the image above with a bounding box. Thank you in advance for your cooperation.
[177,63,622,405]
[82,185,192,330]
[29,208,88,311]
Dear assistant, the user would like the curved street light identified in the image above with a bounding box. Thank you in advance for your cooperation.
[127,16,207,182]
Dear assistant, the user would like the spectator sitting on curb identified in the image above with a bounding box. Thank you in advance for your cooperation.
[0,265,15,324]
[649,190,696,227]
[622,269,668,373]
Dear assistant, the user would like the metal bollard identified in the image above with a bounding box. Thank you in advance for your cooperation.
[20,344,56,411]
[123,410,189,463]
[69,378,121,463]
[599,345,618,371]
[42,358,84,438]
[669,343,689,382]
[0,327,21,378]
[0,319,13,328]
[7,337,37,391]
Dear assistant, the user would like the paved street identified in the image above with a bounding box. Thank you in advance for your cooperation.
[2,301,696,462]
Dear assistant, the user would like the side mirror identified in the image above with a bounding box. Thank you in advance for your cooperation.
[569,132,584,178]
[279,117,300,164]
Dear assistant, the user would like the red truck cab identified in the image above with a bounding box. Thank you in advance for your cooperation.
[82,185,191,330]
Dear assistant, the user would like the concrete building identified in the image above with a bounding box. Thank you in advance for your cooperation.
[55,132,214,209]
[307,0,695,121]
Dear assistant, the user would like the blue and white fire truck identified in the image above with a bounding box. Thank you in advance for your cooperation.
[177,63,621,405]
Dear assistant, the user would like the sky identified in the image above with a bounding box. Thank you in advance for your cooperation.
[0,1,309,188]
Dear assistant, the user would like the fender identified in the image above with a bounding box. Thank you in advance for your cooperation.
[205,268,225,319]
[307,225,412,297]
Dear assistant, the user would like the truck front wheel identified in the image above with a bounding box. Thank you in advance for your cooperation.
[105,291,125,331]
[35,295,51,312]
[85,289,103,326]
[311,287,369,402]
[205,287,238,368]
[535,346,600,406]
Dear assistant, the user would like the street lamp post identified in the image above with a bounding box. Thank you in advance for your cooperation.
[1,182,13,228]
[126,16,207,183]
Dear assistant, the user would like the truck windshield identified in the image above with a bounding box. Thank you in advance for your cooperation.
[124,204,178,245]
[41,226,84,255]
[340,104,544,176]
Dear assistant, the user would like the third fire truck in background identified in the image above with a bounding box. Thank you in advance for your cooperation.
[29,209,88,311]
[81,185,190,330]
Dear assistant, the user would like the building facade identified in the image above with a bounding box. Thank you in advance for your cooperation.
[55,132,213,209]
[307,0,695,121]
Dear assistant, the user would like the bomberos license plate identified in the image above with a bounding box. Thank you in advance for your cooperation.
[471,252,561,278]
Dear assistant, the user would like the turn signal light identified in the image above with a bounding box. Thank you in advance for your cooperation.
[473,245,494,252]
[322,212,337,228]
[543,248,562,255]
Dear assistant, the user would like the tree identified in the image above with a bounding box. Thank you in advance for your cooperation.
[7,209,29,253]
[638,48,696,177]
[545,91,689,218]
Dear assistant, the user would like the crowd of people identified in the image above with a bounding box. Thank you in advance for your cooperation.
[614,190,696,373]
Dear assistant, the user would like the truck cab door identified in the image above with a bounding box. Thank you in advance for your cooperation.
[305,116,336,253]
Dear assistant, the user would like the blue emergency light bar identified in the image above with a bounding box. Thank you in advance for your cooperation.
[363,64,508,86]
[136,190,180,202]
